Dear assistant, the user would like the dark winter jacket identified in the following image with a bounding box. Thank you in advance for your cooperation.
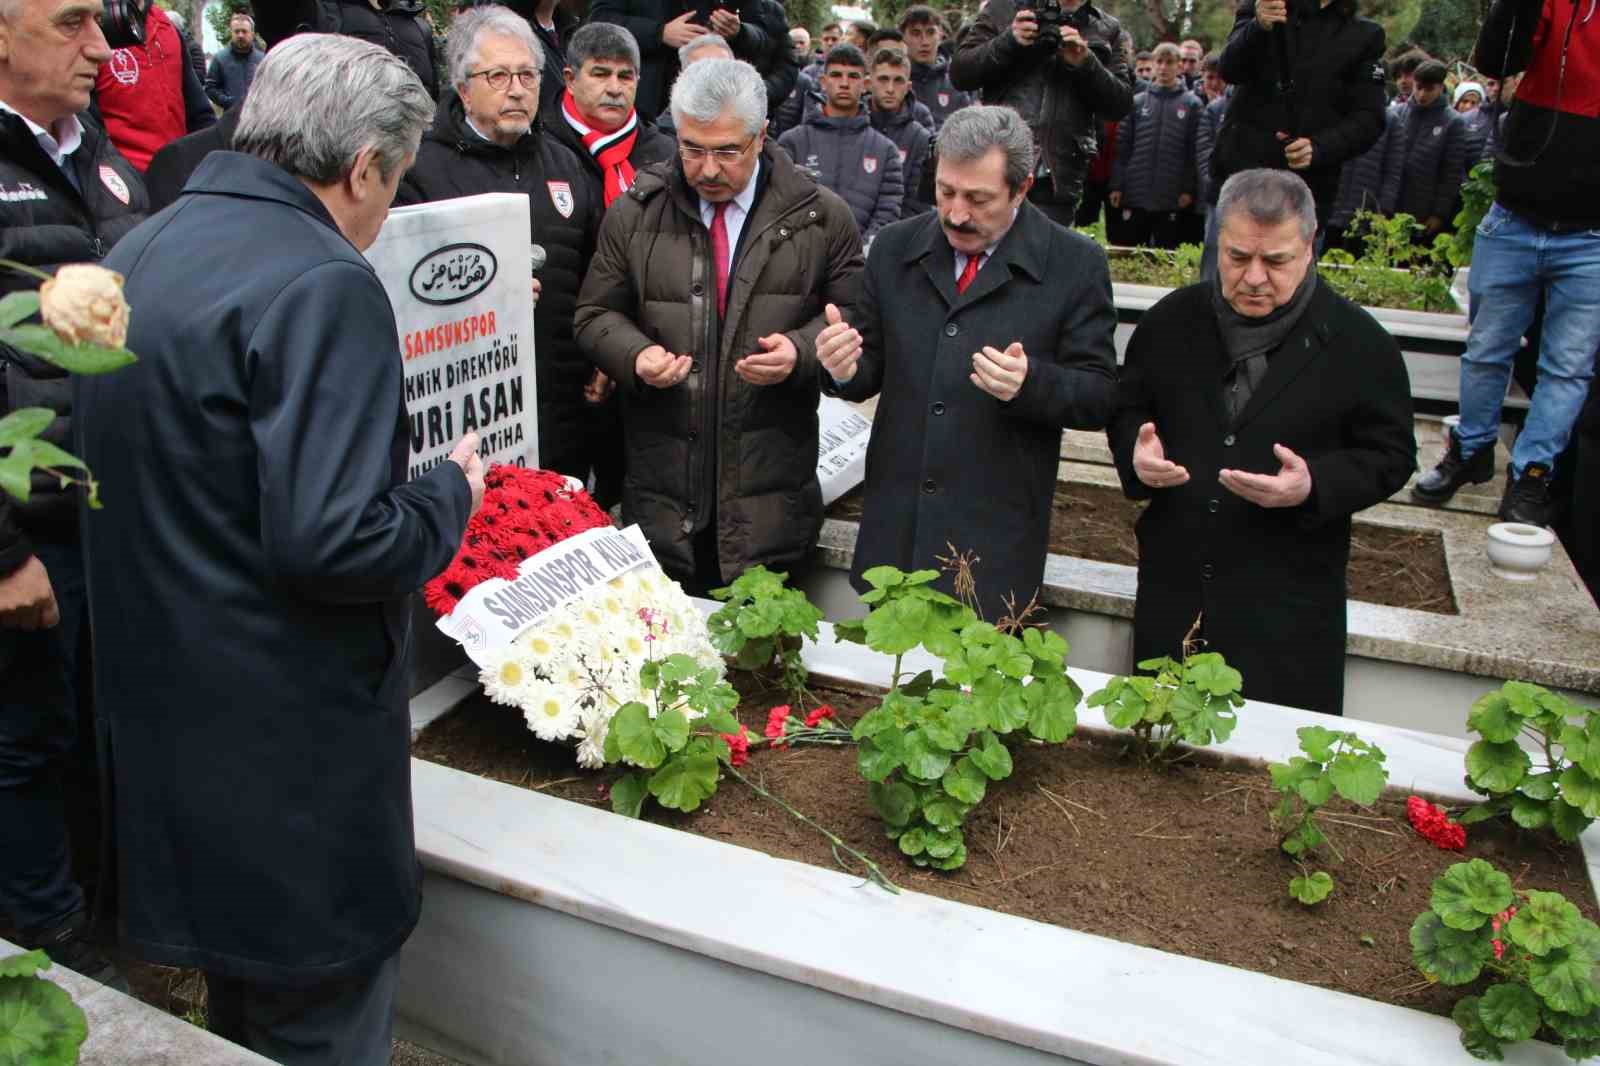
[779,110,905,239]
[205,45,263,109]
[79,150,470,982]
[528,6,580,116]
[1395,94,1466,224]
[773,67,814,137]
[540,95,677,206]
[1214,0,1388,222]
[307,0,439,98]
[0,111,147,575]
[951,0,1134,204]
[574,146,863,581]
[1195,93,1230,204]
[870,99,934,218]
[828,204,1118,621]
[1458,107,1494,178]
[1329,103,1403,231]
[1475,0,1600,229]
[145,104,239,212]
[1109,280,1415,716]
[1112,84,1201,212]
[910,56,971,131]
[396,96,603,481]
[180,29,206,85]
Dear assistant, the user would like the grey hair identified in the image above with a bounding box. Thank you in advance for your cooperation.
[679,32,734,67]
[1216,168,1317,243]
[448,5,542,91]
[228,11,254,27]
[669,58,767,137]
[937,105,1034,194]
[567,21,641,74]
[235,34,433,184]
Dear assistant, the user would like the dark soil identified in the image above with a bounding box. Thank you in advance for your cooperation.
[826,480,1457,615]
[412,674,1596,1020]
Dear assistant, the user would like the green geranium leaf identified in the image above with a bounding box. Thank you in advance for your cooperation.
[920,705,975,752]
[901,669,936,698]
[860,565,907,590]
[1022,626,1067,667]
[971,672,1028,733]
[3,323,136,375]
[0,408,53,448]
[967,731,1013,780]
[1511,795,1553,830]
[898,827,928,857]
[1087,676,1150,729]
[1280,818,1325,857]
[851,703,897,741]
[1459,801,1506,825]
[1468,692,1522,744]
[1411,912,1493,985]
[1289,871,1333,905]
[1295,773,1336,808]
[1521,771,1560,802]
[0,968,89,1066]
[868,780,917,827]
[1561,766,1600,818]
[653,707,691,753]
[735,604,781,638]
[1509,892,1583,957]
[0,291,40,330]
[1185,652,1242,697]
[1450,996,1505,1062]
[932,843,968,870]
[611,702,667,768]
[1478,983,1543,1043]
[901,730,952,781]
[1297,725,1340,763]
[1328,753,1387,806]
[1173,685,1237,746]
[1269,756,1318,793]
[0,954,48,981]
[864,595,934,655]
[857,732,905,782]
[647,753,719,812]
[1502,680,1547,717]
[1544,1004,1600,1041]
[701,707,740,736]
[942,757,987,805]
[609,772,648,818]
[1550,798,1593,842]
[1432,860,1516,931]
[1024,679,1078,743]
[922,797,967,831]
[659,655,699,684]
[923,827,962,860]
[1466,740,1531,794]
[1529,947,1600,1015]
[833,618,867,645]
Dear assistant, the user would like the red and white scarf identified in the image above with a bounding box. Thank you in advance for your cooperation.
[560,89,639,206]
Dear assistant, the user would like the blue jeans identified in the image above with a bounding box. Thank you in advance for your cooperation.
[1459,203,1600,476]
[0,540,88,934]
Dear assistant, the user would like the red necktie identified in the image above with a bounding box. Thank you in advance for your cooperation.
[956,252,982,294]
[711,202,731,318]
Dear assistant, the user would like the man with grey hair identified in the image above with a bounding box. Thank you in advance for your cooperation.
[77,34,482,1064]
[817,104,1117,619]
[1109,167,1414,716]
[398,5,614,502]
[655,31,735,136]
[576,57,861,592]
[543,20,674,208]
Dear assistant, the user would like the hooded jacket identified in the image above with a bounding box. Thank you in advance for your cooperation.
[778,109,905,239]
[1329,102,1403,231]
[1112,83,1202,212]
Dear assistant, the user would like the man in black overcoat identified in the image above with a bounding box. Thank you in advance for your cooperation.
[819,105,1118,622]
[76,36,481,1065]
[1108,168,1414,716]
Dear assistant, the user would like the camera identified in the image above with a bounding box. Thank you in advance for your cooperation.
[100,0,146,49]
[1015,0,1066,48]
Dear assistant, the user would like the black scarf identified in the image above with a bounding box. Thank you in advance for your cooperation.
[1212,269,1317,425]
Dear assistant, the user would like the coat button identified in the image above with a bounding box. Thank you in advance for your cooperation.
[944,323,959,337]
[688,430,698,442]
[1207,498,1219,512]
[691,361,701,373]
[1201,564,1215,579]
[931,401,946,415]
[1223,434,1236,446]
[691,283,704,296]
[922,478,937,494]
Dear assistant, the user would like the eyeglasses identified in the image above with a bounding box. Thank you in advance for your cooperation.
[468,68,540,91]
[678,135,758,164]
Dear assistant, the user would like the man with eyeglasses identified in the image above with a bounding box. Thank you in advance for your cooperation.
[542,21,674,209]
[575,58,861,594]
[398,6,619,504]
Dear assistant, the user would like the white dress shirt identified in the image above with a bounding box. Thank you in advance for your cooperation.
[697,158,761,255]
[0,99,84,175]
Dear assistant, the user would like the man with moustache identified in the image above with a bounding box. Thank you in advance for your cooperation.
[1109,169,1414,715]
[817,105,1117,621]
[576,58,861,593]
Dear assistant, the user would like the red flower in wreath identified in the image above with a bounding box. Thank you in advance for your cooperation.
[1406,796,1467,851]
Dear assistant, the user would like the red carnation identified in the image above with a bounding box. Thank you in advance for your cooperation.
[803,705,837,728]
[1407,796,1467,851]
[764,705,791,748]
[720,724,751,767]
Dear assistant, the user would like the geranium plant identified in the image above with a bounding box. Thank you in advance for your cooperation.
[1459,681,1599,842]
[1085,637,1243,766]
[839,566,1081,871]
[0,950,88,1066]
[1411,858,1600,1061]
[706,565,824,707]
[1267,726,1389,905]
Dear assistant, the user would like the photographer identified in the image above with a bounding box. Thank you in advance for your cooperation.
[1412,0,1600,527]
[1211,0,1388,235]
[950,0,1134,227]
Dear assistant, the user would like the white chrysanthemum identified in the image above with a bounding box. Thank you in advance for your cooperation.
[482,652,533,706]
[575,734,606,769]
[523,681,582,741]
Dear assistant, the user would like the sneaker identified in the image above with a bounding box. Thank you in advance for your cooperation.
[1499,462,1554,527]
[1412,430,1495,505]
[26,911,130,993]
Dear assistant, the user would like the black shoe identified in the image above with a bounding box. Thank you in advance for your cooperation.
[1500,462,1554,527]
[1412,430,1495,504]
[25,911,130,993]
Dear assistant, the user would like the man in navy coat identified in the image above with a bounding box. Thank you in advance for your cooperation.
[77,35,481,1065]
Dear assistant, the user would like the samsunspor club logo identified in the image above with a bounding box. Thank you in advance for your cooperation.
[410,243,498,305]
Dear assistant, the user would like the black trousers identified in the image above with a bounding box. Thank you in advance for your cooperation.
[206,951,400,1066]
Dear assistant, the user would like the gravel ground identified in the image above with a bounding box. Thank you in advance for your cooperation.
[391,1040,464,1065]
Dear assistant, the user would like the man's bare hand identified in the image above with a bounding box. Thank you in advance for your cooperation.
[1010,8,1039,46]
[448,432,487,514]
[1277,133,1314,170]
[709,8,741,38]
[530,277,542,307]
[663,10,711,47]
[584,369,615,403]
[637,344,693,388]
[0,555,59,630]
[736,333,797,385]
[1132,421,1189,490]
[1057,26,1089,66]
[1108,190,1122,208]
[971,342,1028,402]
[1219,443,1312,508]
[1256,0,1287,30]
[816,302,861,383]
[1178,193,1194,209]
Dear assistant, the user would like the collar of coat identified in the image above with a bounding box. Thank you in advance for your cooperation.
[627,142,820,228]
[429,93,544,159]
[1199,278,1343,432]
[183,150,343,237]
[900,198,1050,306]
